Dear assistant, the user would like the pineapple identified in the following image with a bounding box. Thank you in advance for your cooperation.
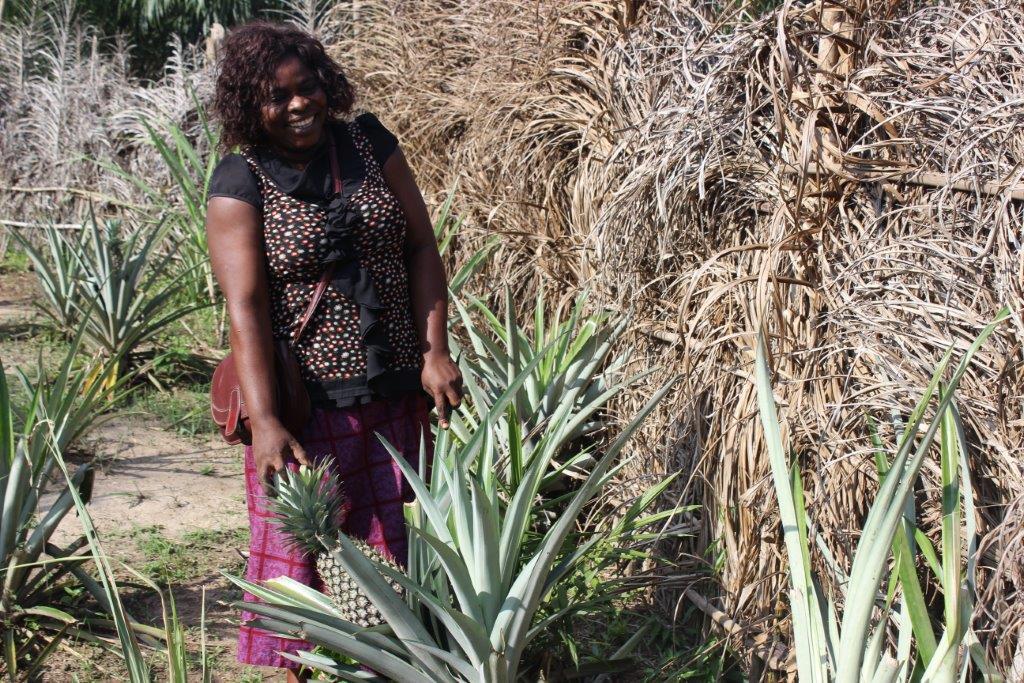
[265,460,404,628]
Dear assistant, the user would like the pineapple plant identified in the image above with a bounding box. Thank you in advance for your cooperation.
[265,460,404,628]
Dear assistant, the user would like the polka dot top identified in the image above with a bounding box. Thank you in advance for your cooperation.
[214,116,427,408]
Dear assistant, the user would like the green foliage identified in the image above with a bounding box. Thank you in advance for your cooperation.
[0,353,102,678]
[449,285,691,674]
[12,319,131,473]
[130,385,209,437]
[226,295,684,680]
[13,212,203,378]
[11,224,88,333]
[754,309,1008,681]
[128,525,247,585]
[445,285,696,671]
[640,623,735,681]
[0,324,178,678]
[45,444,153,681]
[49,443,220,682]
[0,249,30,273]
[451,283,631,472]
[1,326,225,678]
[96,99,223,311]
[3,0,272,77]
[432,182,499,295]
[263,459,346,557]
[118,567,215,683]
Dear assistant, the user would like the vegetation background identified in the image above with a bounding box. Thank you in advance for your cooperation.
[0,0,1020,678]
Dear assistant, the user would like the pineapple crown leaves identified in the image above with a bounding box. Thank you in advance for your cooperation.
[264,460,349,557]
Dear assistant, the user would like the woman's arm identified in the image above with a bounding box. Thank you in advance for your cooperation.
[206,196,310,484]
[382,146,463,428]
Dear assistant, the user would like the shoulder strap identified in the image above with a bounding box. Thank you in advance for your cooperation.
[238,146,265,180]
[292,265,334,343]
[291,129,344,344]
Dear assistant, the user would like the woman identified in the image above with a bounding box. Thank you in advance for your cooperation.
[204,20,463,681]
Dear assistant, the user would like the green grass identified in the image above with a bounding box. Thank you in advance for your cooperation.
[129,385,209,438]
[124,525,247,585]
[122,306,222,438]
[0,248,30,273]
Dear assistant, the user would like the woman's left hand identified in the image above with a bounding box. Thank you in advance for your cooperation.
[422,351,463,429]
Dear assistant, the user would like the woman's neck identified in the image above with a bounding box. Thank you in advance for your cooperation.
[266,128,329,170]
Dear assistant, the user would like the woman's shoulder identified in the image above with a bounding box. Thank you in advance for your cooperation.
[344,111,399,167]
[332,110,388,128]
[207,152,262,210]
[211,151,257,179]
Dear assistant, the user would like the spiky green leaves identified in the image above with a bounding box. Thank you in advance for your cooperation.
[265,461,348,557]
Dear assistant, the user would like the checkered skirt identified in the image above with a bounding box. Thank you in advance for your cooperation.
[236,391,434,669]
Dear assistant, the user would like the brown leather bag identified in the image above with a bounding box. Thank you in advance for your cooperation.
[209,269,333,445]
[210,130,344,446]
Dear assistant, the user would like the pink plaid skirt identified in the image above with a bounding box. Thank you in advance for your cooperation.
[236,391,434,670]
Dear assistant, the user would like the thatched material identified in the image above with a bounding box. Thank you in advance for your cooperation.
[325,0,1024,668]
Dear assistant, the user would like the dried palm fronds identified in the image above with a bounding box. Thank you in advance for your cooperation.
[325,0,1024,670]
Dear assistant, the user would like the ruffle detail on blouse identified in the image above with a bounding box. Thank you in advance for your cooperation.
[322,178,395,392]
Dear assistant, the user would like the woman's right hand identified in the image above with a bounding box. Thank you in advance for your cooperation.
[251,419,311,495]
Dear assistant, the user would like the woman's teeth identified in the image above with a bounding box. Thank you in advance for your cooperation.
[288,115,316,132]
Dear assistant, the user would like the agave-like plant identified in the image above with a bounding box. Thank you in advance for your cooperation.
[431,182,499,296]
[0,350,107,679]
[439,284,693,669]
[71,215,201,369]
[12,320,131,482]
[93,91,222,309]
[3,321,206,680]
[10,223,86,332]
[754,308,1008,682]
[227,318,679,680]
[16,210,202,379]
[449,284,633,494]
[0,320,162,680]
[142,106,221,310]
[46,422,212,683]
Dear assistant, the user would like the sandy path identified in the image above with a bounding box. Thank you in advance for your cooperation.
[38,416,272,681]
[45,418,247,545]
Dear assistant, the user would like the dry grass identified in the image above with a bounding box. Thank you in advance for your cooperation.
[0,3,216,231]
[325,0,1024,670]
[2,0,1022,672]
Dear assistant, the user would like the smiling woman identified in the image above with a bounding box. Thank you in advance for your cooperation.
[204,20,464,683]
[263,62,328,144]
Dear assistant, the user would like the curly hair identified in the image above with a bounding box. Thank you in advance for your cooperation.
[212,20,356,151]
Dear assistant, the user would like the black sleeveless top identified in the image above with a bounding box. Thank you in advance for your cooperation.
[206,114,427,409]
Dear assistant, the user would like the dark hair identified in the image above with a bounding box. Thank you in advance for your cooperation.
[211,20,356,151]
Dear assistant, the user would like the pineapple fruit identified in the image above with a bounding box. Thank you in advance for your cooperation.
[265,460,404,628]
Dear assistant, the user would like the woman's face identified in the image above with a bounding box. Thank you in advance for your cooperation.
[260,54,328,155]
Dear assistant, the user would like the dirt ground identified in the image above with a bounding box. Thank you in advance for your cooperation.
[1,268,295,682]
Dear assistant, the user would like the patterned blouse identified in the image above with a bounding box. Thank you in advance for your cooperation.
[207,114,426,408]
